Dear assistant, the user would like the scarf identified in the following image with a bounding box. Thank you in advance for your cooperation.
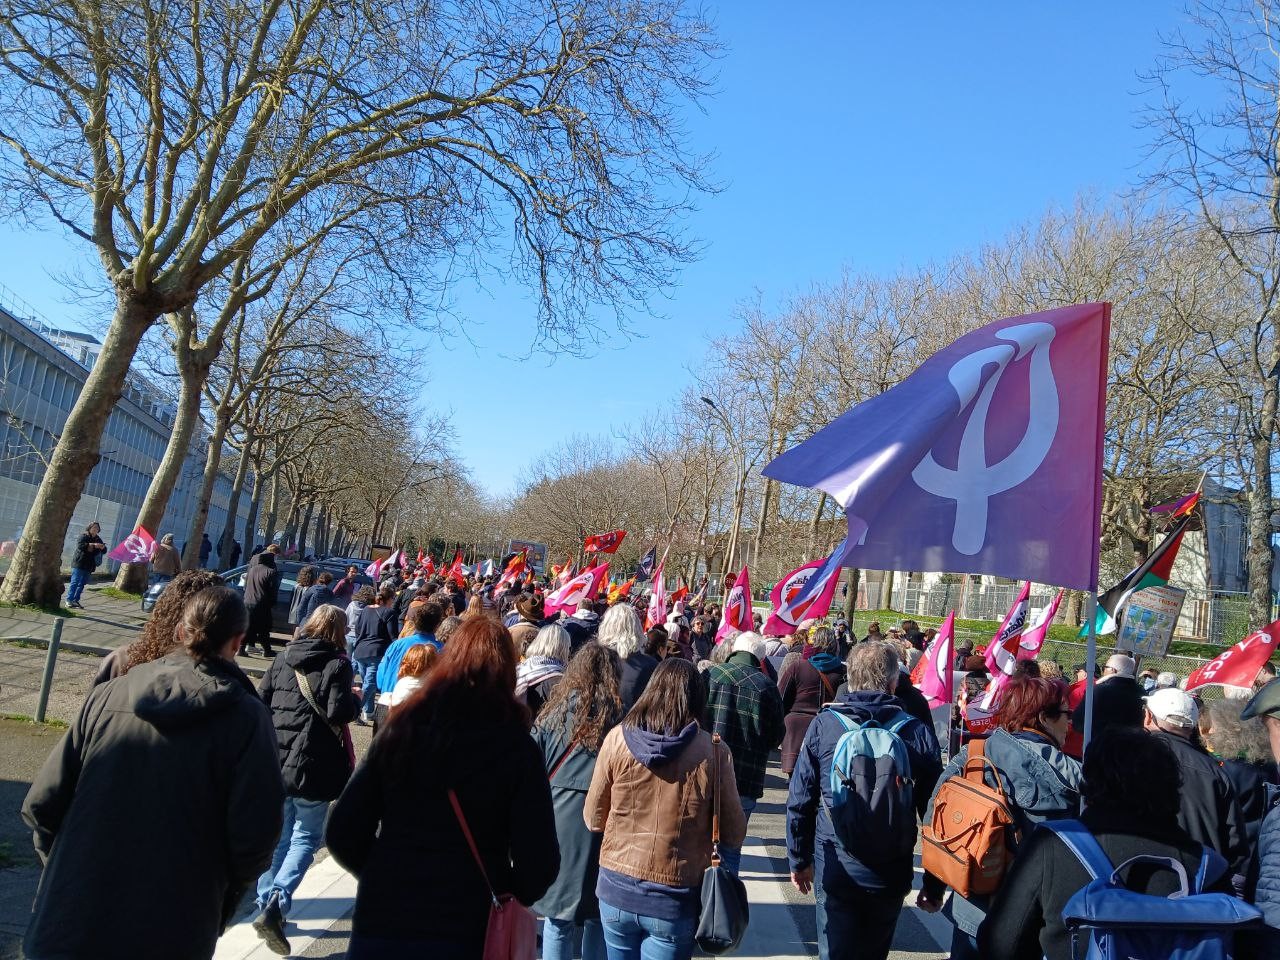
[515,655,565,696]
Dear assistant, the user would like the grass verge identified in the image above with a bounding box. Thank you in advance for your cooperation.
[98,586,143,603]
[0,712,68,729]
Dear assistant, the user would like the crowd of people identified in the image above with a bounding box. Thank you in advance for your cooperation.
[19,551,1280,960]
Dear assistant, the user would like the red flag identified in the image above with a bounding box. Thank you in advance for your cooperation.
[423,554,436,577]
[762,547,844,636]
[715,567,752,644]
[108,526,156,564]
[494,551,528,596]
[416,549,425,565]
[584,530,626,554]
[1186,619,1280,692]
[445,551,466,588]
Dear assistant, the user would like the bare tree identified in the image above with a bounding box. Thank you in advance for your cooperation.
[0,0,716,604]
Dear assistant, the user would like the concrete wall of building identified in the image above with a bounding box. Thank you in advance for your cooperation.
[0,304,253,574]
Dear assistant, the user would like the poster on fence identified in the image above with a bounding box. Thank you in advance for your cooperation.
[1116,585,1186,658]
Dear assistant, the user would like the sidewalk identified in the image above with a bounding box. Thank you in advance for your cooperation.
[213,763,950,960]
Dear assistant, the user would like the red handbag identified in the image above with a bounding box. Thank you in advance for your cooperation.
[448,789,537,960]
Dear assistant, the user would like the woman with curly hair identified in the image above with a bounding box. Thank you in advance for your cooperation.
[287,565,317,629]
[92,569,224,686]
[533,642,624,960]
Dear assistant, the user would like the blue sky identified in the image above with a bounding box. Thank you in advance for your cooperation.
[0,2,1193,498]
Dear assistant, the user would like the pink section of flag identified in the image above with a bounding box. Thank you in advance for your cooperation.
[645,561,667,630]
[763,304,1111,590]
[545,563,609,617]
[984,581,1031,678]
[916,611,956,708]
[1019,590,1064,660]
[108,526,156,564]
[715,567,752,644]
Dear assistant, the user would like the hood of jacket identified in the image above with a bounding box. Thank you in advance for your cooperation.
[622,720,699,768]
[130,653,259,729]
[982,727,1082,812]
[808,652,844,675]
[251,551,276,568]
[830,689,911,726]
[283,635,345,672]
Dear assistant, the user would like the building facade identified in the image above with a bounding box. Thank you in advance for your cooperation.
[0,288,253,575]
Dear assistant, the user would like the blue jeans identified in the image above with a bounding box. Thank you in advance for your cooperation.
[356,657,380,717]
[256,797,329,917]
[543,917,606,960]
[813,843,903,960]
[599,903,696,960]
[66,567,90,604]
[716,795,756,876]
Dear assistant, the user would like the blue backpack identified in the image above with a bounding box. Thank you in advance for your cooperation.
[1044,819,1261,960]
[824,707,917,862]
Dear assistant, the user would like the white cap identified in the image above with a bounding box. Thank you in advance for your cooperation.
[1146,687,1198,729]
[1155,671,1179,689]
[733,631,767,660]
[1105,654,1137,678]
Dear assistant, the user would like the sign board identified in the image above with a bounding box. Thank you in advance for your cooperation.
[1116,585,1187,658]
[370,544,392,564]
[507,540,548,573]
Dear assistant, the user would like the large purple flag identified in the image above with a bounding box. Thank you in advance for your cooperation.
[764,303,1110,590]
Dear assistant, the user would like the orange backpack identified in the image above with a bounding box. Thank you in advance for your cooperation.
[921,737,1020,899]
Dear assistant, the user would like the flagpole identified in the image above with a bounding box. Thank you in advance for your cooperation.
[1082,593,1099,751]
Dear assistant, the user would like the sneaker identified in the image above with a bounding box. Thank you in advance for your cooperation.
[356,713,370,726]
[252,892,290,956]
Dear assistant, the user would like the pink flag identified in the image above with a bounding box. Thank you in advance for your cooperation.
[1018,590,1064,660]
[545,563,609,617]
[763,304,1111,591]
[108,525,156,564]
[984,581,1031,678]
[913,611,956,708]
[762,544,844,636]
[645,561,667,630]
[715,567,753,644]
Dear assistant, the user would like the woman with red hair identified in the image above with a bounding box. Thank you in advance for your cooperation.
[326,617,559,958]
[916,674,1082,960]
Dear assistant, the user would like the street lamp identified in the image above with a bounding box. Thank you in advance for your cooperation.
[700,396,747,580]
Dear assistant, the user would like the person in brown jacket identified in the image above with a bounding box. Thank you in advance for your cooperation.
[585,658,746,960]
[150,532,182,583]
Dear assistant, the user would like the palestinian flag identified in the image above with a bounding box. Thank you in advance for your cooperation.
[1083,512,1193,636]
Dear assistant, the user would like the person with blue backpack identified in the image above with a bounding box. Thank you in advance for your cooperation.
[785,641,943,960]
[976,727,1258,960]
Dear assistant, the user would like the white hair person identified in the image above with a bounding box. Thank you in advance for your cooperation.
[524,623,570,664]
[598,603,646,659]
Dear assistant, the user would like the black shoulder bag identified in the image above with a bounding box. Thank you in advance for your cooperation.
[695,732,750,954]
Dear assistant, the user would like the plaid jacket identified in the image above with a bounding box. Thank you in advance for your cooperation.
[706,652,786,799]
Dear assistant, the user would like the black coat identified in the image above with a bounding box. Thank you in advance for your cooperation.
[1153,731,1251,883]
[1070,675,1144,742]
[326,714,559,952]
[619,652,659,713]
[243,552,281,612]
[977,809,1231,960]
[532,709,610,922]
[561,612,601,652]
[1221,757,1280,898]
[22,653,283,960]
[258,636,360,801]
[72,532,105,571]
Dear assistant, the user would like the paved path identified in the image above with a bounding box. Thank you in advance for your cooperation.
[214,764,950,960]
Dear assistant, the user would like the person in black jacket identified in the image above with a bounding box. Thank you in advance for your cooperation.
[1070,653,1144,743]
[977,728,1234,960]
[326,617,559,958]
[22,586,283,960]
[598,604,658,712]
[243,546,282,657]
[352,584,398,724]
[65,521,106,608]
[1143,687,1250,888]
[253,605,360,955]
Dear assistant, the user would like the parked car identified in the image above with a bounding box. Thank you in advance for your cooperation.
[141,559,373,634]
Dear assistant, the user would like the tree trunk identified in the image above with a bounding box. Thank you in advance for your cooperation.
[806,493,828,558]
[751,477,773,568]
[1248,432,1275,628]
[218,449,253,570]
[1065,589,1083,627]
[883,570,896,611]
[844,568,861,622]
[1,294,158,606]
[264,471,282,543]
[182,414,229,568]
[114,337,208,593]
[296,500,316,558]
[244,466,266,553]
